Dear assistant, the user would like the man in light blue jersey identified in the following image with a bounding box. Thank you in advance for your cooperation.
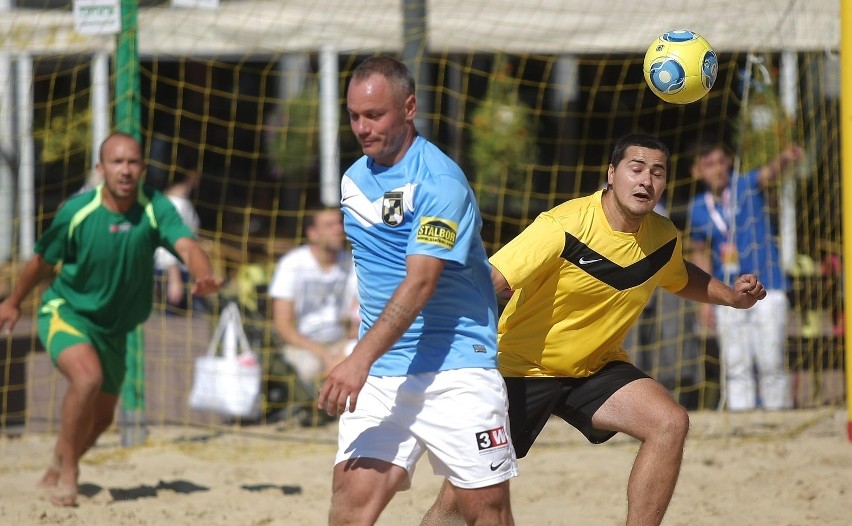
[317,56,516,525]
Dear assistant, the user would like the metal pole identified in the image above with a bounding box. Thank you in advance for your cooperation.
[319,46,340,207]
[401,0,431,136]
[0,0,13,262]
[16,55,34,259]
[778,51,797,273]
[90,51,110,183]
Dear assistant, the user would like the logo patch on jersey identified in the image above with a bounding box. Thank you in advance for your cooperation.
[382,192,404,227]
[416,217,458,249]
[475,426,509,451]
[109,222,133,233]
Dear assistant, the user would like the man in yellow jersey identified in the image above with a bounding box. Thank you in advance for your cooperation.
[424,133,766,526]
[0,132,222,506]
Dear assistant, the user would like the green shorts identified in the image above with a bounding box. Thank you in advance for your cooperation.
[37,299,127,395]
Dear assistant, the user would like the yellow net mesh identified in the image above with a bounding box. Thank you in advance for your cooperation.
[0,1,843,438]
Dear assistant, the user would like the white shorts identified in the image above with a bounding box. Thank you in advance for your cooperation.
[335,367,518,490]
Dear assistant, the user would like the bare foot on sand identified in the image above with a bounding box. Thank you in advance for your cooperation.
[36,456,61,489]
[49,481,78,507]
[36,457,78,507]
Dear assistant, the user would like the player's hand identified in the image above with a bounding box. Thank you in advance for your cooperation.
[0,300,21,336]
[317,351,371,416]
[731,274,766,309]
[190,275,224,296]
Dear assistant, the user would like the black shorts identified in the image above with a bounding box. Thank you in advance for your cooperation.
[505,361,649,458]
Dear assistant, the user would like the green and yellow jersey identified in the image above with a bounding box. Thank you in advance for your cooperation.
[36,184,194,334]
[490,190,689,378]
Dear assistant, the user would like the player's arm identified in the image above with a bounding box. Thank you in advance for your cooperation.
[318,254,444,415]
[674,260,766,309]
[172,237,223,296]
[354,254,443,363]
[0,254,55,335]
[491,265,510,294]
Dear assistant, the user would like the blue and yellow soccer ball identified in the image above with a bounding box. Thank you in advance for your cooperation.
[643,30,718,104]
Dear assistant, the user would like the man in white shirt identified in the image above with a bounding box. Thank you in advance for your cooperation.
[269,208,358,392]
[154,169,201,312]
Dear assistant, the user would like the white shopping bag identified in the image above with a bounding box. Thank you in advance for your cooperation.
[188,302,261,419]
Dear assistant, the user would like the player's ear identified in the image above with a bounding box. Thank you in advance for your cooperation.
[404,94,416,121]
[606,164,615,187]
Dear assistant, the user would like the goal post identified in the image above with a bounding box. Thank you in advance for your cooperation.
[841,0,852,442]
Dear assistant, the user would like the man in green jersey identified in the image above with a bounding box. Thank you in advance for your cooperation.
[0,132,222,506]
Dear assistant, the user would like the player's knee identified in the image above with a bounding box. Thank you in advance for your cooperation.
[69,369,103,395]
[660,404,689,444]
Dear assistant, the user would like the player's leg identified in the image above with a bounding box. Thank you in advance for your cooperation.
[329,457,410,525]
[422,479,512,526]
[79,391,120,457]
[330,375,422,524]
[50,342,105,506]
[591,374,689,526]
[419,369,517,525]
[77,328,125,457]
[422,479,465,525]
[422,376,558,525]
[753,290,791,410]
[439,480,514,526]
[36,305,107,505]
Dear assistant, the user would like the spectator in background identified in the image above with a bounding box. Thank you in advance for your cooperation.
[154,169,202,314]
[268,207,358,394]
[689,142,803,411]
[0,132,221,507]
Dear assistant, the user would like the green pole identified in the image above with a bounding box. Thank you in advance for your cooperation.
[116,0,146,447]
[115,0,141,140]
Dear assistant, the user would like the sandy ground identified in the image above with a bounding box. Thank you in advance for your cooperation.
[1,408,850,526]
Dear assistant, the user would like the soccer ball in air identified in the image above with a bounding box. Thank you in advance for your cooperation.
[643,30,718,104]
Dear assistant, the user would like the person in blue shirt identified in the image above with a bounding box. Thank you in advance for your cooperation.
[689,141,803,411]
[317,56,517,525]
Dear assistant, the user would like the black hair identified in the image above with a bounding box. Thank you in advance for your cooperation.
[609,133,670,168]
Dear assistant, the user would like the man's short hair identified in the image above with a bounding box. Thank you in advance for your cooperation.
[609,133,671,168]
[350,56,415,100]
[99,131,139,162]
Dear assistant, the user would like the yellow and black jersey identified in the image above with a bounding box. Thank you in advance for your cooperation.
[490,190,689,378]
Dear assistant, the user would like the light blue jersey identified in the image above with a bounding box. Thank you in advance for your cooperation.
[341,136,498,376]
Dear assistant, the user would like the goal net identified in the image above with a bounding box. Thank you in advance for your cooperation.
[0,0,843,437]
